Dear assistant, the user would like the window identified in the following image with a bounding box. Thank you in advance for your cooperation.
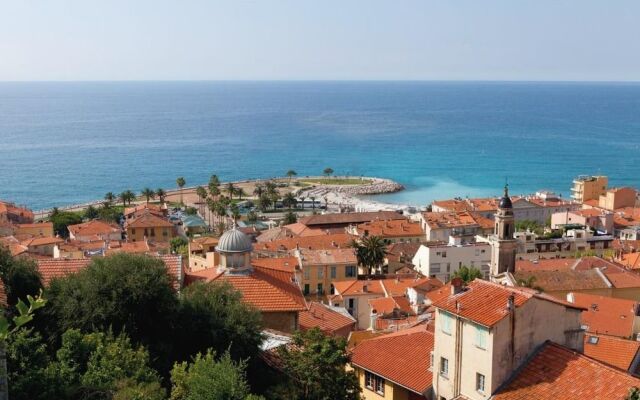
[330,266,337,279]
[364,371,385,395]
[446,263,451,272]
[475,249,480,256]
[317,268,324,279]
[587,336,599,344]
[345,265,356,278]
[163,228,168,237]
[476,373,486,393]
[131,228,136,235]
[441,312,452,335]
[431,264,441,273]
[304,284,310,295]
[440,357,449,378]
[150,228,155,237]
[330,284,335,294]
[304,268,310,280]
[317,283,323,294]
[475,325,487,349]
[442,251,447,258]
[348,298,355,309]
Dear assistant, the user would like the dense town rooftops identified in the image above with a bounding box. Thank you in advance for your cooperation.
[582,333,640,371]
[0,201,34,222]
[567,292,638,338]
[613,207,640,229]
[385,242,422,263]
[516,258,579,272]
[21,236,64,247]
[68,220,120,237]
[251,256,299,273]
[422,211,481,229]
[513,269,610,292]
[433,280,584,328]
[124,203,164,218]
[253,233,354,252]
[493,341,640,399]
[369,296,412,314]
[350,324,434,395]
[282,222,326,237]
[356,219,423,238]
[298,211,404,227]
[296,248,357,265]
[332,276,442,298]
[620,252,640,269]
[127,212,173,229]
[299,302,356,336]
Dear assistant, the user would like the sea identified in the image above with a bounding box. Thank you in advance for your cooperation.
[1,81,639,210]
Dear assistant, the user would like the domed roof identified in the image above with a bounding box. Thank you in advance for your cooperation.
[216,226,253,253]
[499,185,513,209]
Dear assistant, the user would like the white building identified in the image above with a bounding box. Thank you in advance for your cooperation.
[412,241,492,282]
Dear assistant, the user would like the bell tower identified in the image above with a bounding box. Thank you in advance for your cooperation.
[490,185,517,277]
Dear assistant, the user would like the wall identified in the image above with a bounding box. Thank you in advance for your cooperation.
[355,367,412,400]
[301,262,357,295]
[127,226,174,242]
[262,311,298,333]
[413,244,491,282]
[14,223,54,238]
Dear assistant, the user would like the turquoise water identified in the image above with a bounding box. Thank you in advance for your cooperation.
[1,81,639,210]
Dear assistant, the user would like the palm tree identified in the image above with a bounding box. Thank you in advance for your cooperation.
[323,167,334,178]
[286,169,297,184]
[118,192,128,207]
[141,188,156,204]
[283,211,297,225]
[257,194,272,212]
[282,192,297,210]
[155,188,166,203]
[208,175,220,198]
[452,266,483,283]
[310,196,316,210]
[124,190,136,206]
[236,188,246,200]
[226,182,236,200]
[352,235,387,275]
[104,192,115,205]
[230,203,241,222]
[247,210,258,225]
[196,186,207,203]
[215,202,228,225]
[176,177,186,205]
[253,183,265,199]
[299,196,306,210]
[206,198,216,227]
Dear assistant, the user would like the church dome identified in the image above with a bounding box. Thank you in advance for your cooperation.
[216,226,253,253]
[499,185,513,209]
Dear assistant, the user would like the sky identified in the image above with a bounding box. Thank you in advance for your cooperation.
[1,0,639,81]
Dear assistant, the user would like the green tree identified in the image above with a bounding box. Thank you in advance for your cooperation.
[177,177,186,205]
[141,188,156,204]
[173,282,262,363]
[516,275,543,292]
[310,196,316,210]
[170,237,189,254]
[0,249,43,307]
[286,170,297,184]
[283,211,297,225]
[351,235,387,275]
[275,328,361,400]
[84,205,99,220]
[230,204,241,223]
[195,186,207,203]
[627,387,640,400]
[236,188,246,200]
[252,184,265,199]
[170,350,257,400]
[41,253,178,372]
[119,190,136,207]
[246,211,258,225]
[515,219,543,234]
[156,188,167,204]
[257,195,271,213]
[226,183,236,200]
[323,167,334,177]
[452,265,483,283]
[97,204,124,223]
[282,192,297,210]
[104,192,116,206]
[49,210,83,238]
[4,328,56,400]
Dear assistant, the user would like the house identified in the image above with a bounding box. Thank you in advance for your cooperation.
[54,240,106,259]
[509,227,614,258]
[188,236,220,271]
[21,236,64,257]
[68,220,121,242]
[0,201,34,224]
[582,333,640,374]
[412,242,492,282]
[353,219,424,244]
[570,175,608,203]
[298,302,356,337]
[124,203,165,221]
[13,222,54,238]
[432,279,584,400]
[551,208,614,234]
[385,242,423,274]
[252,233,354,255]
[598,186,637,211]
[351,323,434,400]
[297,211,405,232]
[418,211,493,243]
[492,341,640,399]
[181,214,207,235]
[184,226,306,333]
[126,211,175,242]
[295,248,358,296]
[566,292,640,339]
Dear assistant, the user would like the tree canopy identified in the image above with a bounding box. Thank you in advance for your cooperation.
[452,265,483,283]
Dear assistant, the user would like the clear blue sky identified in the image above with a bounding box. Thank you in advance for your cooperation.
[1,0,639,81]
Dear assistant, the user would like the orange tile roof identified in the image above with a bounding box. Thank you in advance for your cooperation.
[186,266,306,312]
[620,252,640,270]
[127,212,173,229]
[369,296,412,314]
[513,269,609,292]
[493,341,640,400]
[356,219,424,238]
[382,276,443,296]
[107,240,151,254]
[385,242,422,262]
[425,283,452,304]
[613,207,640,229]
[333,279,386,296]
[297,248,357,265]
[68,220,120,237]
[574,257,640,289]
[36,258,91,285]
[422,211,482,230]
[57,240,106,252]
[432,197,500,213]
[299,211,405,227]
[124,203,164,217]
[299,302,356,335]
[568,292,638,338]
[583,334,640,371]
[282,222,326,237]
[251,256,299,273]
[15,222,53,230]
[159,254,183,290]
[351,324,434,395]
[253,233,354,252]
[433,280,583,328]
[21,236,64,247]
[516,258,578,272]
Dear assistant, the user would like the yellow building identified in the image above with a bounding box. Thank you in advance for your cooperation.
[571,175,608,203]
[14,222,54,238]
[598,186,637,211]
[126,212,175,242]
[295,248,358,296]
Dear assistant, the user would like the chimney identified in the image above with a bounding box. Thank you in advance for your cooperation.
[362,283,368,293]
[451,277,464,295]
[370,310,378,331]
[507,294,515,312]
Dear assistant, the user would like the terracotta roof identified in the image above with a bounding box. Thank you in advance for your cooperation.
[567,292,638,338]
[21,236,64,247]
[159,254,183,289]
[573,257,640,289]
[493,341,640,400]
[57,240,106,252]
[36,258,91,285]
[256,227,295,243]
[127,212,173,228]
[332,277,441,298]
[613,207,640,229]
[385,242,422,262]
[351,324,434,395]
[107,240,151,254]
[186,266,306,312]
[369,296,412,314]
[15,222,53,230]
[253,233,354,252]
[433,280,583,328]
[333,279,386,296]
[282,222,326,237]
[297,248,357,265]
[356,219,424,238]
[299,211,405,227]
[516,258,578,272]
[421,211,482,230]
[583,333,640,371]
[620,252,640,270]
[251,256,299,273]
[513,269,609,292]
[425,283,452,304]
[432,197,500,213]
[124,203,164,217]
[68,220,120,237]
[299,302,356,335]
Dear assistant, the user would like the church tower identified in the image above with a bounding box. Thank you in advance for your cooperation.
[490,185,517,277]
